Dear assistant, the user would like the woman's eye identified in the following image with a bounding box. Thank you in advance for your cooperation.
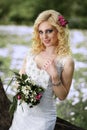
[38,29,53,35]
[39,31,43,34]
[46,29,53,33]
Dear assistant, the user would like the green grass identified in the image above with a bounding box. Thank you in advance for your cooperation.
[76,42,87,48]
[0,56,11,70]
[0,34,32,47]
[74,67,87,82]
[73,53,87,62]
[0,56,11,80]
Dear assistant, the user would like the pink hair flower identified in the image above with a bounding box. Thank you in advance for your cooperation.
[58,15,68,27]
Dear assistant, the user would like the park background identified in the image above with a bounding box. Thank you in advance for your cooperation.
[0,0,87,129]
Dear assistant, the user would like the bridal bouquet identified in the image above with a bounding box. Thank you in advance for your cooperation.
[9,72,44,117]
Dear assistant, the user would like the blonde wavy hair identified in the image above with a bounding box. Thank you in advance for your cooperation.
[32,9,71,56]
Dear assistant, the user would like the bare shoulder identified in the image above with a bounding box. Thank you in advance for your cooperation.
[64,56,74,67]
[63,56,74,75]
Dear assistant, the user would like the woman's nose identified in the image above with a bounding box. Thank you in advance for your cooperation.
[43,32,48,39]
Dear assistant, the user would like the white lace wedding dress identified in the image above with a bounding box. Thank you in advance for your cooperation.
[9,50,69,130]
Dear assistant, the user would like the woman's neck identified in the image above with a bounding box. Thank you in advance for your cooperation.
[45,46,56,56]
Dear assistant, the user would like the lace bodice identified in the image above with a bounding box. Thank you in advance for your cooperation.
[25,50,64,90]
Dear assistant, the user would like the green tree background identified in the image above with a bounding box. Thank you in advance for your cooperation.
[0,0,87,28]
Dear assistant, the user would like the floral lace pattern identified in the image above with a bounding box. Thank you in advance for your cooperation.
[26,53,50,90]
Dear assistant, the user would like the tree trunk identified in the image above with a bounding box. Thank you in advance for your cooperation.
[54,117,85,130]
[0,78,12,130]
[0,78,86,130]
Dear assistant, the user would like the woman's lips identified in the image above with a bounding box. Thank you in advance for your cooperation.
[44,40,50,43]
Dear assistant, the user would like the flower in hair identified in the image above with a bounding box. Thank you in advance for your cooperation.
[58,15,68,27]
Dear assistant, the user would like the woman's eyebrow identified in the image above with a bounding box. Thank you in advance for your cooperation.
[38,28,53,32]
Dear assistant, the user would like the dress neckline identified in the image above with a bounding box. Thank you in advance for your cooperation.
[32,54,62,71]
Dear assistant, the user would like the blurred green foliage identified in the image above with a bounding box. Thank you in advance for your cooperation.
[0,56,11,69]
[0,34,32,47]
[57,99,87,129]
[0,0,87,28]
[0,56,11,80]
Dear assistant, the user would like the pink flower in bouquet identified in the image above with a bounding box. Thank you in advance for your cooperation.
[17,94,21,100]
[58,15,68,27]
[36,93,42,100]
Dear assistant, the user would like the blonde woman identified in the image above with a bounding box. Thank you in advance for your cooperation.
[9,10,74,130]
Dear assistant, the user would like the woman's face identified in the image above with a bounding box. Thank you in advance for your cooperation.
[38,21,58,48]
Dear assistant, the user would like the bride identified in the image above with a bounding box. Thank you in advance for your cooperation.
[9,9,74,130]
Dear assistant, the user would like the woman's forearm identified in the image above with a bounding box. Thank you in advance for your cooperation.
[51,76,68,100]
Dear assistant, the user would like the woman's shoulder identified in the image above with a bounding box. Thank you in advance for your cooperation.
[56,55,74,66]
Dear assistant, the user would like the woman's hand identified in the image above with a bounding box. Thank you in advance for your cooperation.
[42,58,59,80]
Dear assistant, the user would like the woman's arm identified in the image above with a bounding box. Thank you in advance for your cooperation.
[19,57,27,75]
[35,55,74,100]
[52,57,74,100]
[42,56,74,100]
